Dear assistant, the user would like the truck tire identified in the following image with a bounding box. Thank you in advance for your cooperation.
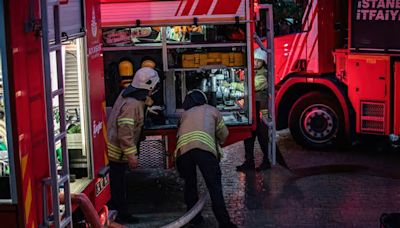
[289,91,344,149]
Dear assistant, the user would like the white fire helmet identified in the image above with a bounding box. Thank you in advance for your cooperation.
[131,67,160,91]
[254,48,268,65]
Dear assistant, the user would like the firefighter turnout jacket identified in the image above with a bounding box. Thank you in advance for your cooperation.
[231,66,267,102]
[231,66,268,118]
[254,67,268,102]
[254,67,268,118]
[175,104,229,159]
[107,92,145,162]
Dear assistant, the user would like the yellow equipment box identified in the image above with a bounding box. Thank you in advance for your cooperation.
[182,52,244,68]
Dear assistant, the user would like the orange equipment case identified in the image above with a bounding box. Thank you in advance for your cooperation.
[182,52,244,68]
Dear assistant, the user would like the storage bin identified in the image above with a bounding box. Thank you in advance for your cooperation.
[182,52,244,68]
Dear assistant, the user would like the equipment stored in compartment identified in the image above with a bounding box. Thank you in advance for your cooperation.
[182,52,244,68]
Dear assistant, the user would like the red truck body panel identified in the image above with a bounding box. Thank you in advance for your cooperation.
[276,0,400,140]
[395,62,400,135]
[347,54,391,135]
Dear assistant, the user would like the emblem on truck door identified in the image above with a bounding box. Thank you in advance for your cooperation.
[91,7,97,38]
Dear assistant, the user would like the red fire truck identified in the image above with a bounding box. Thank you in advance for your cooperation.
[0,0,111,227]
[100,0,276,167]
[273,0,400,148]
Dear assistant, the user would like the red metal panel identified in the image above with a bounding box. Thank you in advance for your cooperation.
[100,0,246,27]
[80,0,111,214]
[346,54,390,134]
[274,34,296,83]
[181,0,195,16]
[212,0,241,15]
[101,0,175,2]
[6,0,49,226]
[101,1,185,27]
[348,0,352,50]
[394,62,400,135]
[193,0,213,15]
[317,0,335,74]
[85,0,108,178]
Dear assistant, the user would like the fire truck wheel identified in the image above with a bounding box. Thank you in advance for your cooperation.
[289,91,344,149]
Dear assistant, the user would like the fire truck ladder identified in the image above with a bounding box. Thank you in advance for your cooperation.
[40,0,72,227]
[254,4,276,165]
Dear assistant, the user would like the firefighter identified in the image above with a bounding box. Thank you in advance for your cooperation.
[107,67,160,224]
[232,48,271,172]
[175,89,237,228]
[140,57,165,123]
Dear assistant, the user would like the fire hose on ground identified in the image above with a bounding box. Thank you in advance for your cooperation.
[59,192,103,228]
[161,192,208,228]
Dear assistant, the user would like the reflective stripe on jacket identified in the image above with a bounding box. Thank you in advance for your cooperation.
[230,66,267,102]
[255,67,267,102]
[107,92,145,162]
[175,104,229,159]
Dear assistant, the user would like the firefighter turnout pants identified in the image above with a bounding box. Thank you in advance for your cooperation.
[244,101,270,164]
[176,149,233,227]
[109,161,130,218]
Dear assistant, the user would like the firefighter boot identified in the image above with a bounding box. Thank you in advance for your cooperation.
[236,160,255,172]
[256,161,271,172]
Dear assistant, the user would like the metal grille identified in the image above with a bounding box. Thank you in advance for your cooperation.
[361,102,385,133]
[362,102,384,117]
[361,120,384,133]
[138,138,166,169]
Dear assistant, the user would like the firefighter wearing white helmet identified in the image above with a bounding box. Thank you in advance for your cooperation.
[139,57,165,116]
[254,47,268,65]
[234,47,271,172]
[106,67,160,224]
[229,48,268,92]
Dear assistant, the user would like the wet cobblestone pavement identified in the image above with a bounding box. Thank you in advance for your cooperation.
[125,130,400,227]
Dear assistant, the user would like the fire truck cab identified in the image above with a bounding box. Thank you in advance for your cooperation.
[270,0,400,148]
